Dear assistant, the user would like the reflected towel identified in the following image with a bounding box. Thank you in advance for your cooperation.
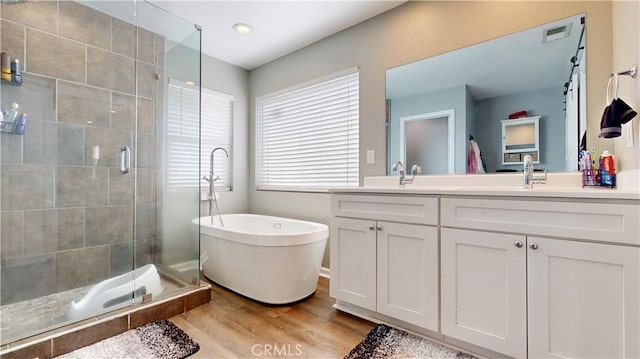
[467,139,486,174]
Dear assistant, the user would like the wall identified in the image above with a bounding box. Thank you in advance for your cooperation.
[0,1,163,303]
[474,86,566,172]
[248,1,614,269]
[612,1,640,173]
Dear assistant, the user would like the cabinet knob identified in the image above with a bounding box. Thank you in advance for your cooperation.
[376,225,382,231]
[368,225,375,230]
[529,242,539,250]
[514,241,523,248]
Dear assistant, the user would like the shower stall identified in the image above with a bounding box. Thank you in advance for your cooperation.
[0,0,202,345]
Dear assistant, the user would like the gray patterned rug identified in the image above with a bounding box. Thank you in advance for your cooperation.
[56,319,199,359]
[345,324,475,359]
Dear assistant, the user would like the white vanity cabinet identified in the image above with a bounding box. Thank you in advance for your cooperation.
[330,194,439,331]
[441,228,527,358]
[330,217,377,311]
[441,197,640,359]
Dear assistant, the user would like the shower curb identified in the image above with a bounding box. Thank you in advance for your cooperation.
[0,284,211,359]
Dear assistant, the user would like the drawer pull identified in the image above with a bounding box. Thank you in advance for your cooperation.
[529,242,539,250]
[514,241,523,248]
[368,225,375,230]
[376,225,383,231]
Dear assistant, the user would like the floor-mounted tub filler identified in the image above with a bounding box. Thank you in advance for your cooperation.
[67,264,163,319]
[193,214,328,304]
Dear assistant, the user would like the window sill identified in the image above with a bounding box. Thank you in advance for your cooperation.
[256,186,334,194]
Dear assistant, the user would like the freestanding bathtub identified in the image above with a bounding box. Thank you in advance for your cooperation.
[192,214,328,304]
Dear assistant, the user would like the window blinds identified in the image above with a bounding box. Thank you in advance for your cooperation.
[256,71,359,190]
[167,80,233,191]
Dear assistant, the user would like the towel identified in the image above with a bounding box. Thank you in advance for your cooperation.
[467,139,486,174]
[599,98,638,138]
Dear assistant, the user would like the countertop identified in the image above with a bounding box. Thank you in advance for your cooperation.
[330,173,640,200]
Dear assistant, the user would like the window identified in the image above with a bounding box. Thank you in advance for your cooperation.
[167,79,233,191]
[256,70,359,191]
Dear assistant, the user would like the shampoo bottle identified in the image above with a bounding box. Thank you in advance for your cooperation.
[13,113,27,135]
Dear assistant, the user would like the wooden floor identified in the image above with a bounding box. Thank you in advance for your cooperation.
[170,276,375,358]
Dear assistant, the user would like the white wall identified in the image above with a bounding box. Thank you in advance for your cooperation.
[247,1,614,268]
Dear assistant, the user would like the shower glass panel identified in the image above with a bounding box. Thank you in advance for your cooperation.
[0,0,201,344]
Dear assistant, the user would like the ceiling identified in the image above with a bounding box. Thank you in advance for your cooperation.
[147,0,405,70]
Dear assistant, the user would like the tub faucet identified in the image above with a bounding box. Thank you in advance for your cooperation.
[523,154,547,188]
[392,161,421,187]
[207,147,228,226]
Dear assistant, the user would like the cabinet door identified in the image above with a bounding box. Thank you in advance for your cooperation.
[527,237,640,359]
[329,218,377,311]
[377,222,438,331]
[441,228,527,358]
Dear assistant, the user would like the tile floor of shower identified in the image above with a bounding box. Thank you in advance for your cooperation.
[0,274,183,345]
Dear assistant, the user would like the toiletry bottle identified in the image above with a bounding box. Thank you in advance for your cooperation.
[1,102,19,132]
[0,52,11,81]
[10,59,22,84]
[599,151,615,186]
[13,113,27,135]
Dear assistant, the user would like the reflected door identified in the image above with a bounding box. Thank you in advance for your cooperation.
[400,110,455,175]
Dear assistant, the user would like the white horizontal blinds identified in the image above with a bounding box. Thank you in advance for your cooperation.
[167,80,233,190]
[257,71,359,189]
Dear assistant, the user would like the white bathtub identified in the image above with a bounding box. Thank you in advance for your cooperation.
[192,214,328,304]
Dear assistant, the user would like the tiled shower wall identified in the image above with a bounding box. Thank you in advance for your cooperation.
[0,1,163,305]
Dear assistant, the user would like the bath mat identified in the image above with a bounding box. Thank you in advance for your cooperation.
[56,319,199,359]
[345,324,475,359]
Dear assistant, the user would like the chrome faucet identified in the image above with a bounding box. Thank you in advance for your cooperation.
[392,161,421,187]
[203,147,229,226]
[523,154,547,188]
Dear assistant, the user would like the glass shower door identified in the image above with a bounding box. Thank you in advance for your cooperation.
[1,0,202,344]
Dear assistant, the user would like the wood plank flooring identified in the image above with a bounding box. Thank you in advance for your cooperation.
[170,276,374,358]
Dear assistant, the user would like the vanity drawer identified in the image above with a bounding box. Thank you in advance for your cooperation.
[331,194,438,225]
[441,197,639,245]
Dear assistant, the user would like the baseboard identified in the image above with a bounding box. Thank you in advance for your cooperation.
[319,266,330,279]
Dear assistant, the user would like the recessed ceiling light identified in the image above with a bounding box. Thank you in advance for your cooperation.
[185,80,196,86]
[233,23,252,35]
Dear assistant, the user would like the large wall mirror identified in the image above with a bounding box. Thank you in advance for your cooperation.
[386,14,586,175]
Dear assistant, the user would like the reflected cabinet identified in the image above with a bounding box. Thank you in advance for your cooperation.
[501,116,540,165]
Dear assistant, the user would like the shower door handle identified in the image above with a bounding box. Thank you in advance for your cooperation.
[120,146,131,174]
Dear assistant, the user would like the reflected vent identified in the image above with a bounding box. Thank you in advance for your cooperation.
[543,23,571,43]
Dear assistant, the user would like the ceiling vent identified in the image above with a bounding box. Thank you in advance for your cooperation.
[543,23,571,43]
